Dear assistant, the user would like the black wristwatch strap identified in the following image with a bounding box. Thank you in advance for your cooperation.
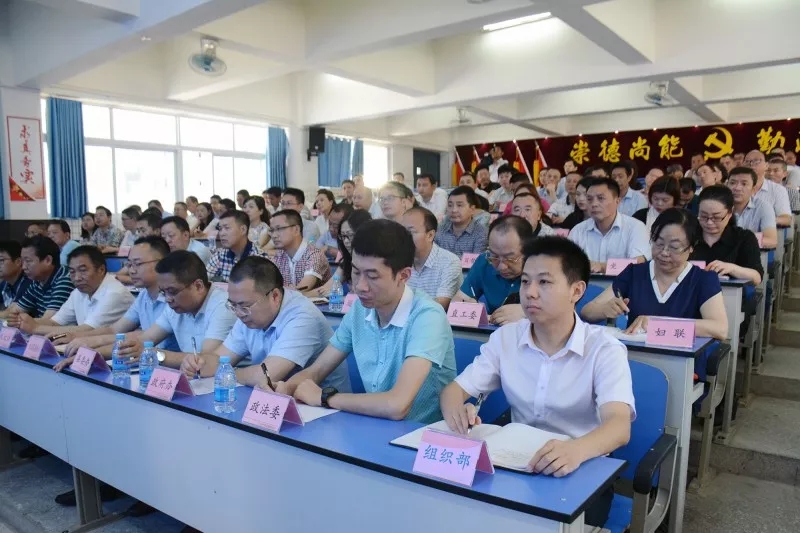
[321,387,338,408]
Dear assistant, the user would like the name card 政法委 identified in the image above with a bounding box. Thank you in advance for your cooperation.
[554,228,569,237]
[412,429,494,487]
[447,302,489,328]
[755,232,764,248]
[23,335,57,360]
[69,347,110,376]
[242,387,304,432]
[0,327,25,350]
[342,293,359,313]
[645,317,696,349]
[144,367,194,401]
[117,246,131,257]
[460,253,479,269]
[605,258,637,276]
[690,261,706,270]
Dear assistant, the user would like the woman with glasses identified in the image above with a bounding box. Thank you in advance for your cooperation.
[632,176,681,232]
[243,196,271,250]
[307,209,372,298]
[581,208,728,340]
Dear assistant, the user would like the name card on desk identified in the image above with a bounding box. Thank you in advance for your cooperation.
[117,246,131,257]
[0,327,25,349]
[755,232,764,248]
[554,228,569,237]
[460,253,479,269]
[645,317,696,349]
[144,367,193,400]
[212,282,229,292]
[23,335,57,360]
[242,388,303,432]
[605,258,637,276]
[70,347,110,376]
[447,302,489,328]
[342,293,359,313]
[690,261,706,270]
[412,429,494,487]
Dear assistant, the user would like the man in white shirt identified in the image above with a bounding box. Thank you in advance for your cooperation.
[15,245,134,336]
[488,164,515,211]
[728,168,778,249]
[611,161,647,217]
[568,178,650,273]
[160,216,212,264]
[440,236,634,527]
[414,173,448,220]
[353,185,382,219]
[769,147,800,188]
[684,153,705,181]
[745,149,792,227]
[487,145,509,183]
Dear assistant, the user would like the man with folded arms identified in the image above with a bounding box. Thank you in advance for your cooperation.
[277,219,457,423]
[441,237,634,527]
[180,256,350,392]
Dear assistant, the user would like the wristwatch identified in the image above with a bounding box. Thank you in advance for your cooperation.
[156,350,166,363]
[321,387,339,408]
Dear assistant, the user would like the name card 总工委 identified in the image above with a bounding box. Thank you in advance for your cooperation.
[242,387,303,432]
[446,302,489,328]
[645,317,696,349]
[412,429,494,487]
[605,258,637,276]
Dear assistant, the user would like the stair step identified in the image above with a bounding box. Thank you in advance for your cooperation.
[750,346,800,402]
[770,310,800,346]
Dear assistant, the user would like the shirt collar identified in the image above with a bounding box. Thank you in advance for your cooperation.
[588,212,622,233]
[290,240,309,264]
[649,259,693,283]
[194,286,219,317]
[421,244,440,271]
[516,312,587,358]
[265,289,295,332]
[365,285,414,328]
[86,275,114,303]
[226,241,253,261]
[623,188,635,201]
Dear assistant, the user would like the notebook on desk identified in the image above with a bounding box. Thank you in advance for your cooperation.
[391,420,570,472]
[603,326,647,343]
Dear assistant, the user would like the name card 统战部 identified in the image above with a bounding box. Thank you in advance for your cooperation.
[412,429,494,487]
[69,347,110,376]
[645,317,696,349]
[605,258,637,276]
[23,335,57,360]
[144,367,194,400]
[446,302,489,328]
[242,388,303,432]
[460,253,479,269]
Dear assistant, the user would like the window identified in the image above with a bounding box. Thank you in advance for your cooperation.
[114,149,176,210]
[82,105,111,139]
[212,156,235,200]
[113,109,176,145]
[182,151,215,203]
[179,117,233,151]
[363,143,389,189]
[85,146,115,212]
[234,124,267,154]
[233,158,266,196]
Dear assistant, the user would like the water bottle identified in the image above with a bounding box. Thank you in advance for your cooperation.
[213,356,237,414]
[111,333,129,378]
[139,341,157,390]
[329,275,344,312]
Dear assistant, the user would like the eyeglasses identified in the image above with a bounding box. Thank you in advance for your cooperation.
[124,259,159,271]
[225,289,274,316]
[279,200,298,208]
[159,283,194,300]
[379,195,402,203]
[268,224,299,235]
[698,212,729,224]
[652,241,691,255]
[484,251,524,267]
[340,232,355,242]
[744,159,765,166]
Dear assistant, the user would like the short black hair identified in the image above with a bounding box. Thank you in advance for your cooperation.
[393,172,405,179]
[271,209,303,236]
[316,189,335,203]
[137,212,163,230]
[28,221,48,232]
[666,164,683,174]
[330,202,354,218]
[587,177,620,198]
[266,187,282,197]
[133,235,170,258]
[611,160,635,178]
[341,179,355,187]
[174,201,188,210]
[95,205,112,217]
[405,206,438,233]
[210,195,222,202]
[48,219,71,234]
[229,256,284,295]
[351,219,414,276]
[283,187,305,204]
[67,245,106,271]
[577,176,597,191]
[186,196,199,204]
[489,214,534,242]
[648,176,681,207]
[728,166,758,186]
[160,216,190,233]
[122,205,141,219]
[155,250,209,286]
[697,184,734,212]
[523,236,590,285]
[497,163,514,175]
[678,177,696,194]
[220,198,237,211]
[651,208,702,248]
[769,157,788,171]
[416,173,438,186]
[236,189,250,199]
[448,185,479,208]
[141,207,162,218]
[21,236,61,268]
[148,199,163,208]
[510,173,530,185]
[0,240,22,260]
[219,210,250,230]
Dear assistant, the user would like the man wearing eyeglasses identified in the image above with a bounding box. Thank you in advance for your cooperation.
[378,181,414,222]
[451,216,532,326]
[279,188,321,242]
[728,167,778,249]
[53,237,179,358]
[206,211,266,283]
[269,210,331,291]
[744,149,792,227]
[179,257,350,393]
[115,250,236,369]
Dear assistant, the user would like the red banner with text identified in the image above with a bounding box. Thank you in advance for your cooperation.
[456,119,800,177]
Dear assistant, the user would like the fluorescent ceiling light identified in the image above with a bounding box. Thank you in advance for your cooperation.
[483,12,551,32]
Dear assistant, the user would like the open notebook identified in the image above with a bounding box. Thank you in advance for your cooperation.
[603,326,647,343]
[391,420,570,472]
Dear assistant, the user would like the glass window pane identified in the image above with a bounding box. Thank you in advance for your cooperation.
[85,146,116,213]
[181,150,214,203]
[41,99,47,135]
[180,117,233,151]
[43,141,51,215]
[83,105,111,139]
[212,156,235,200]
[363,143,389,189]
[113,109,176,145]
[234,124,267,154]
[114,149,176,211]
[234,158,266,197]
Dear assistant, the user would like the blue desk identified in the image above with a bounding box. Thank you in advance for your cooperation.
[0,347,624,533]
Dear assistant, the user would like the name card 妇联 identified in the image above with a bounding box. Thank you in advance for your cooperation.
[605,258,637,276]
[69,347,110,376]
[242,388,304,432]
[447,302,489,328]
[690,261,706,270]
[460,253,479,269]
[412,429,494,487]
[646,317,696,349]
[144,367,194,401]
[0,327,25,350]
[342,293,359,313]
[23,335,57,360]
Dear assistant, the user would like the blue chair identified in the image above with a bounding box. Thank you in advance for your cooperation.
[105,257,125,273]
[576,283,605,325]
[605,360,677,533]
[453,337,509,424]
[346,352,365,394]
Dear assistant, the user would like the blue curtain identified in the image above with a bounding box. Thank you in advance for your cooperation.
[267,126,288,189]
[351,138,364,176]
[48,98,87,218]
[0,142,4,219]
[318,136,352,187]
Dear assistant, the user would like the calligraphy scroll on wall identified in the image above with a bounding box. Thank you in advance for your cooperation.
[6,116,45,201]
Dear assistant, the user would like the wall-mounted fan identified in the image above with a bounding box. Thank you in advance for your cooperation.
[188,38,227,77]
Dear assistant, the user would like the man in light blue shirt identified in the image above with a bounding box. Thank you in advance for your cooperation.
[160,216,212,264]
[118,250,236,368]
[47,220,80,267]
[279,219,456,424]
[180,256,350,392]
[612,161,648,217]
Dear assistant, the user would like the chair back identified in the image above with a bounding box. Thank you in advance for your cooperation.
[453,337,509,424]
[105,257,125,273]
[576,284,605,324]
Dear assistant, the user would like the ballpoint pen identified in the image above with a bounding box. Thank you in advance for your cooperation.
[191,337,201,380]
[467,393,485,435]
[51,333,67,341]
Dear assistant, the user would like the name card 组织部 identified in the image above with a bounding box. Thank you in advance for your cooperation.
[412,429,494,487]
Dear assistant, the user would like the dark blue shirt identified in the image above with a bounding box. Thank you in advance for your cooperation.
[460,254,521,313]
[0,274,32,310]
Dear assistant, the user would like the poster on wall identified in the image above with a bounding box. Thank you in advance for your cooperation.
[6,116,45,202]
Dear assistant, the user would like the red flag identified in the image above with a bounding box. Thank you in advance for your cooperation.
[512,141,531,182]
[451,149,466,186]
[533,142,547,187]
[471,146,481,172]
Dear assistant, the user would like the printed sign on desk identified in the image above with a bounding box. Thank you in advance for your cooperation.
[22,335,57,360]
[412,429,494,487]
[212,282,229,292]
[0,327,25,349]
[69,347,110,376]
[342,293,359,313]
[755,232,764,248]
[144,367,194,400]
[690,261,706,270]
[242,388,304,432]
[117,246,131,257]
[645,317,696,349]
[447,302,489,328]
[605,258,637,276]
[460,253,479,269]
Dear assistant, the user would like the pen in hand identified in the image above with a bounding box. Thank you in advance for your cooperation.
[51,333,67,341]
[191,338,201,380]
[467,393,485,435]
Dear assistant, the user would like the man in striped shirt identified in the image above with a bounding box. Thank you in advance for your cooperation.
[2,236,73,323]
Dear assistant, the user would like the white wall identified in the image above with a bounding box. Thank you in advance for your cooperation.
[389,144,414,187]
[286,125,319,201]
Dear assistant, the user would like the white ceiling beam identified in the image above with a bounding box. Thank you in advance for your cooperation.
[666,78,724,123]
[26,0,140,22]
[466,106,561,137]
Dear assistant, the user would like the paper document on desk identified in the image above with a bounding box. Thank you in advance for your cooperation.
[391,421,569,472]
[55,344,67,354]
[603,326,646,343]
[296,404,338,423]
[189,377,245,396]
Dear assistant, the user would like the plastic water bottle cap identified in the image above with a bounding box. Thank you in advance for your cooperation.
[115,333,125,340]
[143,341,154,348]
[333,275,340,281]
[219,356,230,364]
